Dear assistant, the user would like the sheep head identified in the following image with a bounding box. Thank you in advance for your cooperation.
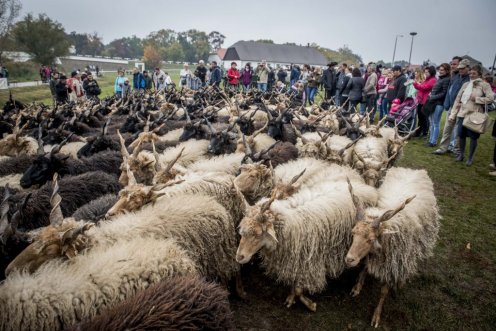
[236,196,277,264]
[234,163,273,204]
[5,174,94,276]
[345,179,416,268]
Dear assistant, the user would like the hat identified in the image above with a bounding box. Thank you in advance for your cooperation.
[328,62,338,67]
[59,75,67,80]
[457,59,470,69]
[392,65,402,72]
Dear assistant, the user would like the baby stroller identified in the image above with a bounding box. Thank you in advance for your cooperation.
[383,97,418,136]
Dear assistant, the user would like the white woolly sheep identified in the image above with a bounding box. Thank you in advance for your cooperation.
[345,167,440,327]
[236,170,378,311]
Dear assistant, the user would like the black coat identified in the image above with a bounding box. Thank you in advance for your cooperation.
[83,80,101,97]
[386,75,407,102]
[277,70,287,83]
[428,75,450,105]
[55,81,68,102]
[322,68,337,92]
[195,65,208,83]
[346,77,366,101]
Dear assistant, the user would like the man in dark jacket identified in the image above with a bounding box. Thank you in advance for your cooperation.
[386,65,407,104]
[290,65,300,87]
[434,57,470,155]
[132,68,145,91]
[143,70,153,90]
[322,62,338,100]
[209,61,221,88]
[276,67,287,84]
[195,60,208,86]
[83,74,101,99]
[335,63,349,106]
[55,75,69,103]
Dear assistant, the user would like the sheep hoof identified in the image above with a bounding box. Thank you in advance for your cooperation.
[371,312,381,328]
[284,290,296,308]
[350,285,362,297]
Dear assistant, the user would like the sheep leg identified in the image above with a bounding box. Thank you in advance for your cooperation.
[284,287,296,308]
[351,266,368,297]
[235,272,247,299]
[295,287,317,312]
[371,284,389,328]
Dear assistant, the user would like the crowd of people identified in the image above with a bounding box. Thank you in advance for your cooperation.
[49,68,102,104]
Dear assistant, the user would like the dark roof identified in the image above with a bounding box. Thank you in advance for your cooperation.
[223,41,327,65]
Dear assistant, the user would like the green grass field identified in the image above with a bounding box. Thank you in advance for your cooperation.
[1,79,495,330]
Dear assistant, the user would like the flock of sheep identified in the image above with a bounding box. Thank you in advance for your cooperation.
[0,88,440,330]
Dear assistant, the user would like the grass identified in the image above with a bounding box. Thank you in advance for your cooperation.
[1,80,495,330]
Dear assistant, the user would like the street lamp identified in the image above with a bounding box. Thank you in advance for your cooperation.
[408,32,418,67]
[392,34,403,67]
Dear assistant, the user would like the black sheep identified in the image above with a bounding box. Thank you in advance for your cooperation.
[66,276,234,331]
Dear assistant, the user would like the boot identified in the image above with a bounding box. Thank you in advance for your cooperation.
[456,138,466,162]
[466,139,477,166]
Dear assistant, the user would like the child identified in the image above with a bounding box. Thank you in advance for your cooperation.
[122,78,131,99]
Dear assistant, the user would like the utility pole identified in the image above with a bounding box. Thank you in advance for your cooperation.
[392,34,403,67]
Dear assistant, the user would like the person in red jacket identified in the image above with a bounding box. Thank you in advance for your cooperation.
[227,62,240,91]
[413,66,437,137]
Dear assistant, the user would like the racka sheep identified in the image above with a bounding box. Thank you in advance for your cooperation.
[345,168,440,327]
[67,276,234,331]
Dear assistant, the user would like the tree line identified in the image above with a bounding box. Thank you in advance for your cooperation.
[0,0,364,68]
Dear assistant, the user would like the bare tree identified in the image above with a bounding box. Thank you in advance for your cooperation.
[0,0,22,61]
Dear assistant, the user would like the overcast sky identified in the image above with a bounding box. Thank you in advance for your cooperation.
[20,0,496,66]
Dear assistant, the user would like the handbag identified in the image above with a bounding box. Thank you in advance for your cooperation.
[462,104,491,134]
[421,98,436,116]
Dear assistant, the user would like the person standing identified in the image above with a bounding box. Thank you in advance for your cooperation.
[306,67,322,105]
[346,67,366,113]
[433,57,470,155]
[133,67,145,91]
[377,68,392,119]
[83,74,101,99]
[335,63,350,106]
[55,75,69,103]
[179,63,192,88]
[276,66,287,84]
[413,66,437,137]
[114,69,126,98]
[290,64,300,89]
[49,72,59,102]
[256,61,270,91]
[449,65,494,166]
[67,71,84,102]
[152,67,166,90]
[209,61,222,88]
[143,70,153,90]
[427,63,451,147]
[122,77,132,99]
[227,62,240,91]
[322,62,338,101]
[363,63,378,120]
[240,64,253,91]
[195,60,208,86]
[490,122,496,176]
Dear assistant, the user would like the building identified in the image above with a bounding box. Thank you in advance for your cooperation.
[207,48,227,66]
[222,41,328,69]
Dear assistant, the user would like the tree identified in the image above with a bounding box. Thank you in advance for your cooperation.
[143,44,162,68]
[208,31,225,51]
[67,31,104,56]
[165,42,184,62]
[255,39,274,44]
[12,13,70,65]
[0,0,21,60]
[104,36,143,59]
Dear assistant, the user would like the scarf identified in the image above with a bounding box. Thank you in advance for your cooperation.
[461,79,475,105]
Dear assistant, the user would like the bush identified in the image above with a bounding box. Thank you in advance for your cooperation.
[1,59,40,82]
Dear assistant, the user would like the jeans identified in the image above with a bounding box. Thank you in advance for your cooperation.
[428,105,444,145]
[306,86,317,105]
[380,98,389,120]
[257,83,267,91]
[335,90,341,106]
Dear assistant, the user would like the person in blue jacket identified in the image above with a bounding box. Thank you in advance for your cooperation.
[114,69,126,98]
[132,67,145,91]
[209,61,222,88]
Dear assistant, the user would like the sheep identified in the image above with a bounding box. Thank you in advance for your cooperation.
[0,237,198,331]
[352,136,394,186]
[236,171,378,311]
[187,152,245,176]
[0,154,37,177]
[72,194,118,222]
[294,128,332,159]
[345,168,440,327]
[326,134,358,165]
[20,150,122,188]
[66,276,234,331]
[0,132,38,157]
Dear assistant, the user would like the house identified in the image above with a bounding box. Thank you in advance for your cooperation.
[222,41,328,69]
[207,48,227,66]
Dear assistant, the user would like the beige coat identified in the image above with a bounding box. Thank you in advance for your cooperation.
[364,72,377,95]
[450,78,494,119]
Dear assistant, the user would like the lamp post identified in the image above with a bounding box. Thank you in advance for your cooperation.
[408,32,418,67]
[392,34,403,67]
